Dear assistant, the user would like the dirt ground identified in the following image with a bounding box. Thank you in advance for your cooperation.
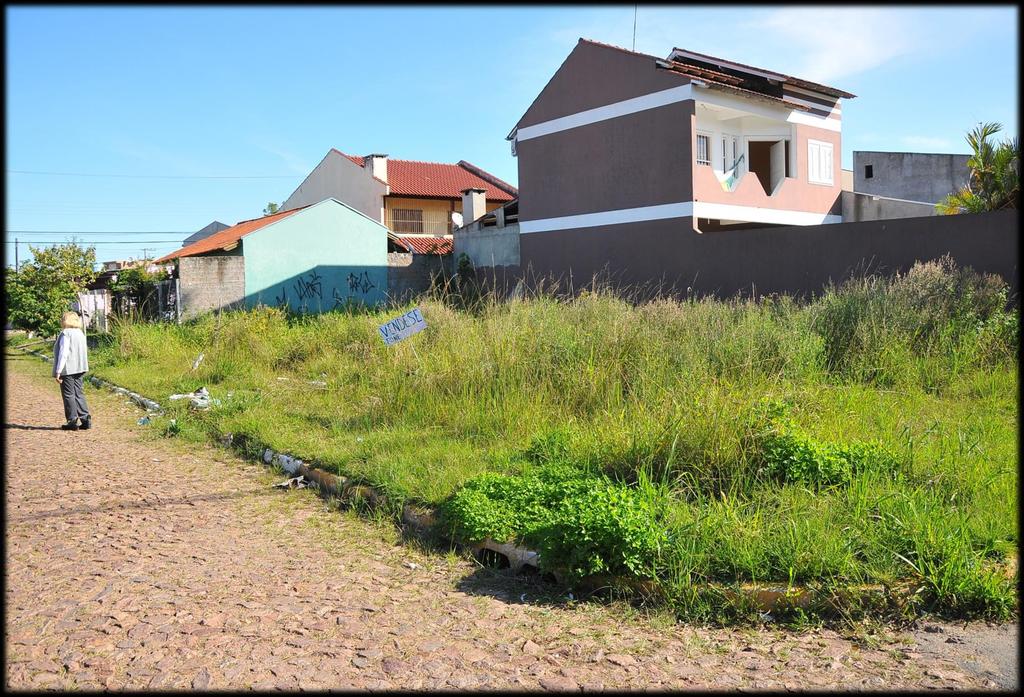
[4,349,1018,690]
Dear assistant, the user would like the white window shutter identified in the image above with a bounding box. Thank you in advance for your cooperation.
[807,140,833,185]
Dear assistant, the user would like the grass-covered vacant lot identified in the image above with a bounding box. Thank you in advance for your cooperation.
[56,256,1018,622]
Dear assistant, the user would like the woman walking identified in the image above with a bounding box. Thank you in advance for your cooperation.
[53,311,91,431]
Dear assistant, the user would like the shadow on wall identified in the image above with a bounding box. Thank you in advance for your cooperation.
[245,265,389,313]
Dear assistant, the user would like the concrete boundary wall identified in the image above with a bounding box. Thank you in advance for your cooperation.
[518,209,1018,300]
[841,191,938,222]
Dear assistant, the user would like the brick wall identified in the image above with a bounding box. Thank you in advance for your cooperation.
[178,255,245,319]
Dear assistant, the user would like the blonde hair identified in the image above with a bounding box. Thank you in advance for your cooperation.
[61,311,82,329]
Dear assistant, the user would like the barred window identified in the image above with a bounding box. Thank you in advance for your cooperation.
[696,133,711,166]
[391,208,423,233]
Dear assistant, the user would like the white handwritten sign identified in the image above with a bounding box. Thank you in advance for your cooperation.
[379,307,426,346]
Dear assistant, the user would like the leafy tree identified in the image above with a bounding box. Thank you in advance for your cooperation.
[263,202,280,216]
[937,122,1020,214]
[110,264,166,316]
[4,242,97,335]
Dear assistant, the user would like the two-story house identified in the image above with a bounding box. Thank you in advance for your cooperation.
[507,39,855,251]
[281,149,518,244]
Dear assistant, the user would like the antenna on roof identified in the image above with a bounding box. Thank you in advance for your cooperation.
[632,5,637,51]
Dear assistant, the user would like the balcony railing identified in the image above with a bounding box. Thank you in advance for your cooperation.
[384,208,455,235]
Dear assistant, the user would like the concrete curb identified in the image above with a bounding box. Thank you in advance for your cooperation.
[15,341,420,528]
[15,344,1004,616]
[18,347,164,413]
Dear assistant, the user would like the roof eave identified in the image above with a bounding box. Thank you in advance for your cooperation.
[668,46,856,100]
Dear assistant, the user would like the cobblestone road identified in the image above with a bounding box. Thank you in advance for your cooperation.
[4,351,1016,690]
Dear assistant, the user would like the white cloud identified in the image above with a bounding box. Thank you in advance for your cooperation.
[249,140,311,175]
[107,137,215,176]
[752,7,919,84]
[541,6,922,86]
[899,135,954,151]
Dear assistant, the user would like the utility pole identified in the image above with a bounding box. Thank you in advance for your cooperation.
[141,248,152,262]
[14,238,18,270]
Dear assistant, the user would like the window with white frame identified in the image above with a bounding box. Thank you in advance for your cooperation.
[696,133,711,166]
[807,139,834,185]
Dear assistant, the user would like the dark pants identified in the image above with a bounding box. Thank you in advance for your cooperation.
[59,372,91,424]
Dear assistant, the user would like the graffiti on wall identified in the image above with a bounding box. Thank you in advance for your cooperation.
[294,270,323,301]
[266,269,382,312]
[347,271,376,295]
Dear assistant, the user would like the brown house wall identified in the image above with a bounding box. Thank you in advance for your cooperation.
[518,100,695,221]
[516,40,689,129]
[514,210,1018,300]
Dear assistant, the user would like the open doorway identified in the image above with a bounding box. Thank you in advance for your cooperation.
[747,139,790,195]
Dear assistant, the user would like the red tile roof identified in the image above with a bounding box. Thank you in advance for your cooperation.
[334,150,516,202]
[392,235,453,256]
[156,206,306,263]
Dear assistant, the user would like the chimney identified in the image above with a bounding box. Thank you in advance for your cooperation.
[461,187,487,226]
[364,153,388,183]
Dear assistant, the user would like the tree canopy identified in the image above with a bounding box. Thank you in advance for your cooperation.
[937,122,1020,214]
[5,242,97,335]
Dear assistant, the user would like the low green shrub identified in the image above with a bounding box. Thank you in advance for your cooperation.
[747,400,901,487]
[442,460,669,581]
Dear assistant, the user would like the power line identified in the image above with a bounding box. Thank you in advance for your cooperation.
[8,169,298,180]
[4,239,184,245]
[7,230,191,234]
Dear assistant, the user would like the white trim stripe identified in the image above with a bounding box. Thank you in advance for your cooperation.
[516,84,693,142]
[519,200,841,234]
[515,81,840,144]
[519,202,694,233]
[693,202,841,226]
[786,110,842,132]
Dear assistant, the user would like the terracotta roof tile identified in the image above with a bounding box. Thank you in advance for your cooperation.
[392,235,453,255]
[660,61,811,111]
[669,46,856,99]
[156,206,306,263]
[335,150,516,202]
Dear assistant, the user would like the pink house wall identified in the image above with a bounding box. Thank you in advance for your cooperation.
[691,120,842,217]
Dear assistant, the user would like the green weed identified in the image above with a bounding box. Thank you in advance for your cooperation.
[84,257,1018,622]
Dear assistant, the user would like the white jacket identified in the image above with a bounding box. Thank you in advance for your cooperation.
[53,328,89,377]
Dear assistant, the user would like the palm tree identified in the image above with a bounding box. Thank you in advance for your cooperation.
[936,122,1019,214]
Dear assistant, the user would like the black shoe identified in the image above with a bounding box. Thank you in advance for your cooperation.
[60,422,80,431]
[80,418,92,430]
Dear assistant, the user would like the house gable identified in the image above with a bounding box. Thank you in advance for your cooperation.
[281,150,387,220]
[242,198,389,311]
[512,39,690,132]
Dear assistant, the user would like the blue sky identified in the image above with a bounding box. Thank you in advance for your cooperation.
[5,5,1019,266]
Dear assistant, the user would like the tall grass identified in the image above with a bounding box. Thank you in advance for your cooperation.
[86,256,1018,621]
